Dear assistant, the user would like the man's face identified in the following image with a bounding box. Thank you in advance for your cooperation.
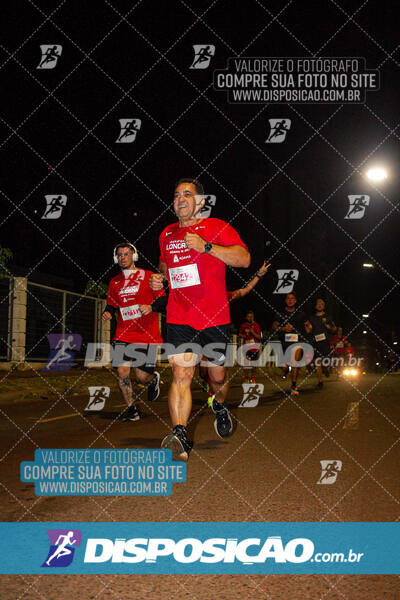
[316,299,325,312]
[173,183,203,220]
[246,313,254,323]
[285,294,296,308]
[117,247,135,269]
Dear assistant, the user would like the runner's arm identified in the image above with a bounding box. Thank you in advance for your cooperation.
[149,262,168,290]
[202,243,250,268]
[184,233,250,268]
[229,262,271,301]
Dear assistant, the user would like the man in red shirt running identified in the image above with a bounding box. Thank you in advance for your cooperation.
[238,310,262,383]
[150,178,250,461]
[102,243,165,421]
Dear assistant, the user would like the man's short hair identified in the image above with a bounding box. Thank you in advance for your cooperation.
[175,178,204,197]
[246,310,254,315]
[286,292,297,300]
[115,243,134,253]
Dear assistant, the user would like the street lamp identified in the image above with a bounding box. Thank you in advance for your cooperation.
[362,263,374,268]
[366,167,388,182]
[362,313,370,318]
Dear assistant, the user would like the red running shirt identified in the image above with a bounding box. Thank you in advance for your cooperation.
[239,321,261,351]
[106,269,165,343]
[159,218,248,330]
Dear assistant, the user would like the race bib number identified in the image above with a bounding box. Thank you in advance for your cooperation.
[337,341,344,348]
[120,304,141,321]
[169,264,201,289]
[248,338,255,344]
[315,333,326,342]
[285,333,298,342]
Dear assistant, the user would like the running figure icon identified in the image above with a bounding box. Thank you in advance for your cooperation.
[274,269,299,294]
[45,531,77,566]
[37,45,62,69]
[317,460,343,484]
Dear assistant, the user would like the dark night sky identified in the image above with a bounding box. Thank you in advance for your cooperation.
[1,0,399,348]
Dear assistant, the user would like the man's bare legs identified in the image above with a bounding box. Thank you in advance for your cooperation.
[117,365,140,421]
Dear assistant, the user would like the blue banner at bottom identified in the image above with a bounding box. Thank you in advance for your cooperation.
[0,522,399,574]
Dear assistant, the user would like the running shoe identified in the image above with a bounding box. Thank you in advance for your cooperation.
[122,404,140,421]
[290,385,299,396]
[161,426,191,461]
[317,381,323,389]
[147,371,160,402]
[282,367,290,379]
[207,395,213,408]
[211,396,233,438]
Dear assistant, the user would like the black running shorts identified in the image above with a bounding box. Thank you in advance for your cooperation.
[112,340,156,373]
[165,323,230,365]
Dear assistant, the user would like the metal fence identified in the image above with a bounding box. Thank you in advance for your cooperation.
[0,276,12,360]
[0,275,107,363]
[25,281,105,361]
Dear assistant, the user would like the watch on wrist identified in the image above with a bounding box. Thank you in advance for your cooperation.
[204,242,212,254]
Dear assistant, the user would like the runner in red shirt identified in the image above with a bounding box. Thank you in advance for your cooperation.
[150,178,250,460]
[102,243,165,422]
[238,310,262,383]
[331,326,353,376]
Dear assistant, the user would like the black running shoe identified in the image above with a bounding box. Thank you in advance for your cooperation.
[147,371,160,402]
[161,426,191,461]
[122,404,140,422]
[317,381,323,389]
[211,396,233,438]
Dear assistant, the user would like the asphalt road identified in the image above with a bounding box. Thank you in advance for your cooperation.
[0,368,399,599]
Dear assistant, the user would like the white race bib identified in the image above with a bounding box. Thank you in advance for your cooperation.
[285,333,298,342]
[120,304,141,321]
[315,333,326,342]
[337,341,344,348]
[248,338,255,344]
[169,264,201,289]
